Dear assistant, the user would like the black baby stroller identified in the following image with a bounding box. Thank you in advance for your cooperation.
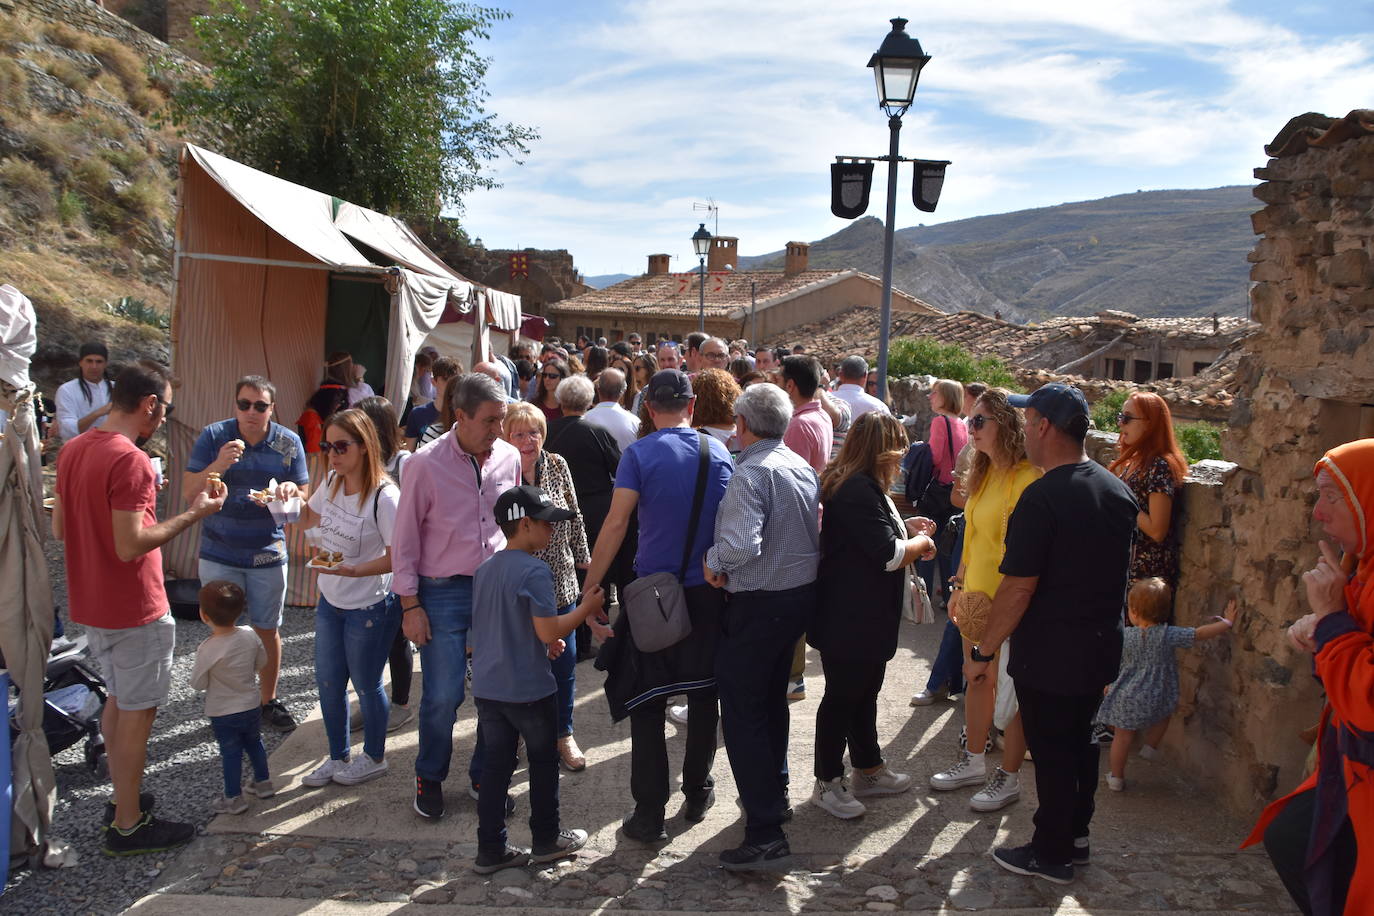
[5,635,108,775]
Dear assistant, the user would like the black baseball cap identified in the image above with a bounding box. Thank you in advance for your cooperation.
[495,484,575,525]
[1008,383,1090,432]
[79,342,108,359]
[646,368,693,406]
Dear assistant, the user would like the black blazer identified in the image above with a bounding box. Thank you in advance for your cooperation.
[546,415,637,586]
[811,472,906,662]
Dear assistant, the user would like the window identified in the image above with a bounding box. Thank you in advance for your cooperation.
[1132,359,1152,383]
[1106,358,1126,380]
[1193,361,1211,376]
[1156,362,1174,379]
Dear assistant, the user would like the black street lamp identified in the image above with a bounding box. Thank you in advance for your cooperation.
[692,222,712,333]
[869,18,930,401]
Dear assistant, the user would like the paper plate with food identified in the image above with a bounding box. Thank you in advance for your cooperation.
[308,548,346,570]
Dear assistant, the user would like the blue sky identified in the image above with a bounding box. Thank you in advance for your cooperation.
[458,0,1374,277]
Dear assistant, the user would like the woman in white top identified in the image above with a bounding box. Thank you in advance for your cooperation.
[298,408,401,789]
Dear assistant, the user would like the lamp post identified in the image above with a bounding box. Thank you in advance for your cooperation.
[868,18,929,402]
[692,223,712,333]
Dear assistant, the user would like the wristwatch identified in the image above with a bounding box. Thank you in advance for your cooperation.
[969,644,995,664]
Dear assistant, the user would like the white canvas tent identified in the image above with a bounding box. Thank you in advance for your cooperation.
[164,145,521,604]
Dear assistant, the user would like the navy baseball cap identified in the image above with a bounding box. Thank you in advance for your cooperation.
[647,368,693,406]
[495,485,575,525]
[1008,383,1090,432]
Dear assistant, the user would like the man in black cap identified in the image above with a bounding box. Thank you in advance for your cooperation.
[581,368,733,842]
[54,341,113,445]
[965,383,1137,885]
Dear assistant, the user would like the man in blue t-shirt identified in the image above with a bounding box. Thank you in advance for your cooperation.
[184,375,310,731]
[581,368,732,843]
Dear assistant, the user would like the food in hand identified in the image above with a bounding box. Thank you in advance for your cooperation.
[313,548,343,569]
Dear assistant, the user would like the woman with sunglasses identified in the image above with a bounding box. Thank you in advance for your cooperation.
[297,409,402,788]
[628,352,657,416]
[1109,392,1187,591]
[929,388,1040,814]
[536,359,570,426]
[810,412,934,819]
[501,401,592,771]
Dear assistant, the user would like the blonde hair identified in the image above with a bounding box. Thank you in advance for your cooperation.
[1128,577,1173,625]
[821,412,909,501]
[932,379,964,414]
[325,408,388,509]
[964,388,1027,497]
[503,400,547,440]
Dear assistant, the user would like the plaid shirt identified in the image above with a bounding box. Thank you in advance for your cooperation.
[705,438,820,593]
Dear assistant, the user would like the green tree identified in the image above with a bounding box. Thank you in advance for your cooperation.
[886,337,1019,390]
[171,0,537,217]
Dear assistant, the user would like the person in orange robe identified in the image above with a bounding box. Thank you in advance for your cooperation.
[1243,438,1374,915]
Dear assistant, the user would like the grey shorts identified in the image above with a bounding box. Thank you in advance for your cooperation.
[86,613,176,711]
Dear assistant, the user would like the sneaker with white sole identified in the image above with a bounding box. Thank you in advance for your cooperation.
[244,778,276,798]
[211,794,248,815]
[930,750,986,790]
[530,828,588,864]
[667,703,689,725]
[333,754,388,786]
[969,767,1020,812]
[811,777,866,819]
[786,677,805,701]
[1105,773,1125,792]
[909,687,948,707]
[851,766,912,797]
[302,757,348,787]
[387,704,413,732]
[1139,744,1159,761]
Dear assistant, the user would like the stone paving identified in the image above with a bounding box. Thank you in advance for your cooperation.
[128,621,1298,914]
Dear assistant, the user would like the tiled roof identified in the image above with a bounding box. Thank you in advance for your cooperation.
[551,268,940,318]
[1264,109,1374,158]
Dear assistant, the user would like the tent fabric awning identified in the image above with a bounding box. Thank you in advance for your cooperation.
[334,202,473,292]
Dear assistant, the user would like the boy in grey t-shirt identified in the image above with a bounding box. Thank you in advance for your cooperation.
[469,485,604,874]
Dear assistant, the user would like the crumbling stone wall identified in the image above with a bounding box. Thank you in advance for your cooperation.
[1163,131,1374,815]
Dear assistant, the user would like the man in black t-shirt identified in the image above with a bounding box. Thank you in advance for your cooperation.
[963,383,1137,885]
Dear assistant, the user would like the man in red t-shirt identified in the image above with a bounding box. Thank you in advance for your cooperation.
[53,360,225,856]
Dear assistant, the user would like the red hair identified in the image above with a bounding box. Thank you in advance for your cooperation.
[1109,392,1187,484]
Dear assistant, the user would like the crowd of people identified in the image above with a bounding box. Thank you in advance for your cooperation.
[44,331,1371,910]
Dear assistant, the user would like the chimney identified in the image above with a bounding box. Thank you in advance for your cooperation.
[647,253,670,275]
[707,236,738,272]
[784,241,810,276]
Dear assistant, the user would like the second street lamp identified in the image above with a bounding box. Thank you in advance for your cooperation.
[692,222,712,333]
[868,17,930,401]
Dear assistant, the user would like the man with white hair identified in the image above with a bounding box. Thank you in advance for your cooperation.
[704,383,819,871]
[656,340,683,372]
[583,368,639,451]
[833,355,889,421]
[699,337,730,372]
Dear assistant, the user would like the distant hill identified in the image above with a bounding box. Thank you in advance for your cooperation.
[738,186,1259,322]
[584,273,632,289]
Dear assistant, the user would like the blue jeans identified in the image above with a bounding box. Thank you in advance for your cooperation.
[210,707,270,797]
[475,693,560,855]
[414,576,475,783]
[717,584,812,845]
[552,602,576,737]
[316,594,401,761]
[925,519,966,695]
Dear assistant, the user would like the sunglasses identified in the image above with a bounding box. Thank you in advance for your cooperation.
[319,439,361,454]
[970,414,993,430]
[156,397,175,417]
[543,372,563,380]
[1116,412,1139,425]
[236,398,272,413]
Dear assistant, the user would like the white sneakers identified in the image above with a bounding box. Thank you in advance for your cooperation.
[212,794,248,815]
[970,767,1020,811]
[851,766,913,798]
[811,777,866,819]
[668,703,689,725]
[302,757,349,787]
[333,754,388,786]
[1106,773,1125,792]
[930,750,987,790]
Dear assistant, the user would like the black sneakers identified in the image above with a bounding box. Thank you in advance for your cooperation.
[101,811,194,857]
[720,838,793,872]
[1072,836,1090,866]
[992,843,1074,884]
[621,809,668,843]
[472,845,530,874]
[415,777,445,819]
[683,788,715,823]
[101,792,155,830]
[261,698,297,731]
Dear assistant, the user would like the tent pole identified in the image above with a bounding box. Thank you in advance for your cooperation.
[177,251,387,274]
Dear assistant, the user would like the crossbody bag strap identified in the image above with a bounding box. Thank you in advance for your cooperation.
[677,430,712,581]
[942,415,956,464]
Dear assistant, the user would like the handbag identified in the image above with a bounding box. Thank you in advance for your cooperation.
[917,415,956,521]
[936,512,963,557]
[621,430,710,653]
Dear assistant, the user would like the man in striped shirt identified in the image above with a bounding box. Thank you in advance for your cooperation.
[704,382,820,871]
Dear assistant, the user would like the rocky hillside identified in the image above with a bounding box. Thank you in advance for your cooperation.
[740,186,1259,322]
[0,0,199,394]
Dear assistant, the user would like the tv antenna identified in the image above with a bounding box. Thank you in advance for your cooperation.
[693,199,719,236]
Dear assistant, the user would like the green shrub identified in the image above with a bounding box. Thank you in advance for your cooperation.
[56,189,85,225]
[886,337,1020,389]
[105,296,168,330]
[1091,388,1130,432]
[1177,423,1223,464]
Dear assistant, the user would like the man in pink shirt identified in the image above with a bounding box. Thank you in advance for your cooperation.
[781,356,833,474]
[392,374,522,820]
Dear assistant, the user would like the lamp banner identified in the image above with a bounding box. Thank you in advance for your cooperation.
[509,253,530,279]
[830,162,874,219]
[913,160,948,213]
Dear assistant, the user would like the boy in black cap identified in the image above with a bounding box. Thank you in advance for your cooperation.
[469,484,605,874]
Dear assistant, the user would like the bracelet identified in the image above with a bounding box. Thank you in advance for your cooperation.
[1211,615,1232,628]
[402,604,423,613]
